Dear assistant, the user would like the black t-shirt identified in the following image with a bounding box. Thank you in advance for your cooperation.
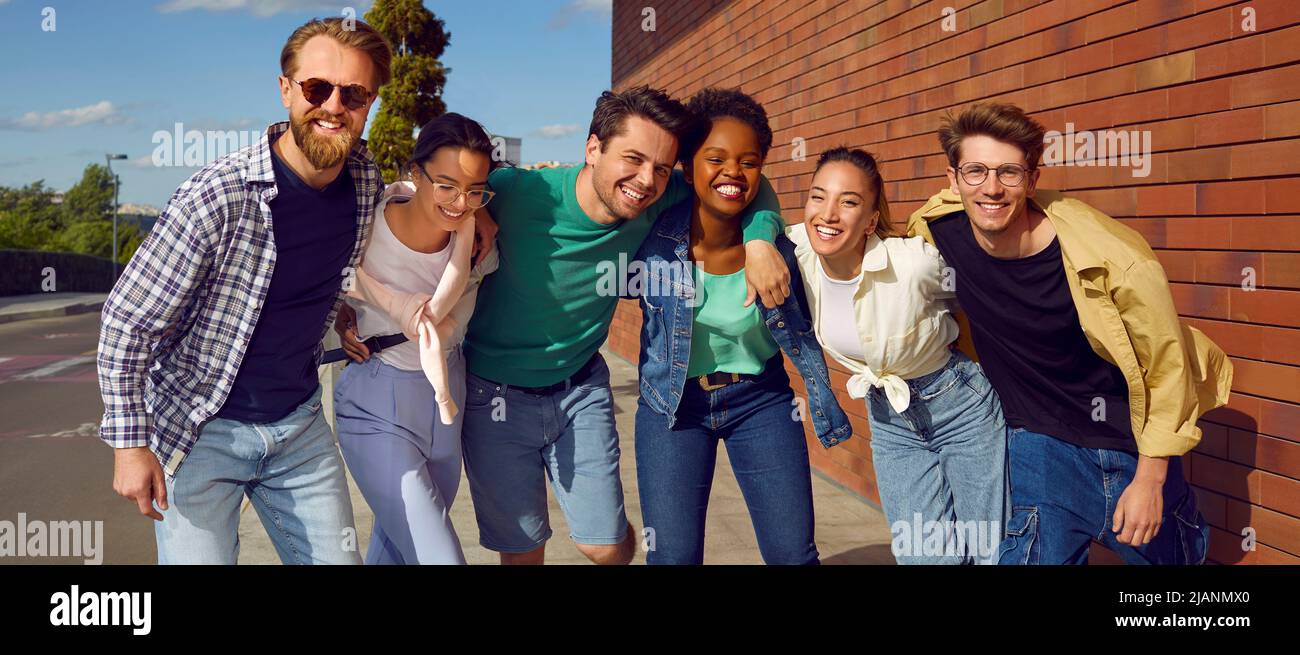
[929,211,1134,451]
[217,136,358,423]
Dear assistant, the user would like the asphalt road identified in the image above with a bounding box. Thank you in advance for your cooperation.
[0,313,892,566]
[0,312,157,564]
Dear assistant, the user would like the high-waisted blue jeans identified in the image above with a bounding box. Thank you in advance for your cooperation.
[635,355,819,565]
[866,351,1008,564]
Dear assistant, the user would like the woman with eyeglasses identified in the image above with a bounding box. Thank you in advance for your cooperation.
[330,112,501,564]
[786,147,1008,564]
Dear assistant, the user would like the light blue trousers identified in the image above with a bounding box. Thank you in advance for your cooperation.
[334,348,467,565]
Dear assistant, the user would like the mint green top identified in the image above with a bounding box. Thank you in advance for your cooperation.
[685,267,780,379]
[465,165,784,387]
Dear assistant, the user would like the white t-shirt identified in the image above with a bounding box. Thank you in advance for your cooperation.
[353,183,456,371]
[817,263,865,362]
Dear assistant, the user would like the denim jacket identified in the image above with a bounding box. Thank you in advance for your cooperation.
[629,199,852,448]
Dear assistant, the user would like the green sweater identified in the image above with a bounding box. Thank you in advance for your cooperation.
[465,164,784,386]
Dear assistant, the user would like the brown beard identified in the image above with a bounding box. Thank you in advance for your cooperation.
[290,109,354,170]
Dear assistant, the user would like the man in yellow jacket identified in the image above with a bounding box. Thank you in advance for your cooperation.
[907,103,1232,565]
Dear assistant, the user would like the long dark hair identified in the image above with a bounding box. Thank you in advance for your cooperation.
[406,112,510,177]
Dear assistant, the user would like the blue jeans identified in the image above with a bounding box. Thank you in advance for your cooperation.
[635,355,819,565]
[334,350,467,565]
[461,353,629,553]
[867,351,1008,564]
[155,386,361,564]
[997,428,1210,565]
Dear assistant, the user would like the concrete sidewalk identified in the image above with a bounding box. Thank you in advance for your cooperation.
[238,348,896,564]
[0,293,107,325]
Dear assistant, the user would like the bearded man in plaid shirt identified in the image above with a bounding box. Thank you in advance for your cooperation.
[98,18,417,564]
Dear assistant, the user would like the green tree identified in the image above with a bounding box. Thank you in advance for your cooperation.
[365,0,452,183]
[61,163,116,223]
[0,166,143,263]
[0,181,63,247]
[0,208,56,251]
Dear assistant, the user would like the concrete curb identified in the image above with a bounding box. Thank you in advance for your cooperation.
[0,300,105,325]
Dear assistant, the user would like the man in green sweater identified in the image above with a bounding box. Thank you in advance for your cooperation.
[462,86,789,565]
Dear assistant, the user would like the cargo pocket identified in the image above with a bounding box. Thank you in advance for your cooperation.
[997,506,1040,565]
[1170,491,1209,565]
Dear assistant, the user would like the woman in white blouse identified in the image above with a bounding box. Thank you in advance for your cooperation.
[786,147,1007,564]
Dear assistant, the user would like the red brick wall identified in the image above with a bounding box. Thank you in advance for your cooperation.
[608,0,1300,564]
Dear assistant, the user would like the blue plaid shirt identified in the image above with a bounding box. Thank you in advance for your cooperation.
[96,121,381,476]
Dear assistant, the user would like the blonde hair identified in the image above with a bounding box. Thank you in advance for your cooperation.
[280,17,393,91]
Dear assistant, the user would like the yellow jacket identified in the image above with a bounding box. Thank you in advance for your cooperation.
[907,189,1233,458]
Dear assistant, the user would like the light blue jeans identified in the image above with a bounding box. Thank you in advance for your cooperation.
[154,386,361,564]
[867,351,1008,565]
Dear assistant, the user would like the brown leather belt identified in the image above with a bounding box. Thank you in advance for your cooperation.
[696,371,756,391]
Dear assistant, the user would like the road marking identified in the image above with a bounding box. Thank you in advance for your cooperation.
[25,423,99,439]
[15,355,95,380]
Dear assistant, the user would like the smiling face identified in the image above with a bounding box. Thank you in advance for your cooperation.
[278,35,377,170]
[411,146,491,232]
[946,134,1040,236]
[683,117,763,220]
[803,161,878,259]
[583,114,678,221]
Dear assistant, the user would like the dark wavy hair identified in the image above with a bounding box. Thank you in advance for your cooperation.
[588,85,693,152]
[679,87,774,166]
[407,112,510,176]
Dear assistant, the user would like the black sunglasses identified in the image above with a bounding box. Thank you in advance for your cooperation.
[290,78,374,110]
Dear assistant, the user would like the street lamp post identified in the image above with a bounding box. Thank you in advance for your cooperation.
[105,153,127,283]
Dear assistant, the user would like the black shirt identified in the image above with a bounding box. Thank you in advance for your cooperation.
[217,136,358,423]
[929,211,1134,451]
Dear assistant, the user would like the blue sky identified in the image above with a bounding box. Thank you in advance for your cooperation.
[0,0,612,207]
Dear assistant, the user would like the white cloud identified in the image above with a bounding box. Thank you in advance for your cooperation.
[532,124,582,139]
[155,0,371,18]
[0,101,127,131]
[128,155,163,169]
[548,0,611,30]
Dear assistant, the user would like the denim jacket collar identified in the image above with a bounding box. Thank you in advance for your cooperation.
[633,198,852,449]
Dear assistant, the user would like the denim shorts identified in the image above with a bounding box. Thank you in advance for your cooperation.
[460,354,628,553]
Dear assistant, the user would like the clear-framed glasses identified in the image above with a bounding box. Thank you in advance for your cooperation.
[416,165,495,209]
[957,162,1031,187]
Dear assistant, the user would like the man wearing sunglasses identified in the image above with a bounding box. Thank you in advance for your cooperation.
[906,103,1231,565]
[96,18,451,564]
